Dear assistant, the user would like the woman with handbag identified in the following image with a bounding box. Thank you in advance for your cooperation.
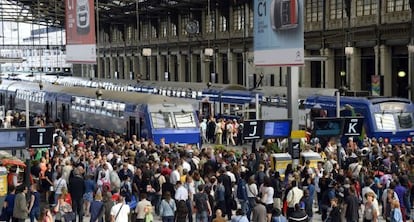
[54,194,75,222]
[159,192,176,222]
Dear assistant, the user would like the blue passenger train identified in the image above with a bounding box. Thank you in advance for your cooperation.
[304,95,414,144]
[0,79,201,146]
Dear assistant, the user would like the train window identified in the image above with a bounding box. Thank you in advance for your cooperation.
[151,112,174,128]
[374,113,396,130]
[174,112,197,128]
[397,113,414,129]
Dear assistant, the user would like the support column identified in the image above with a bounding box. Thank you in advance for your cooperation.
[324,48,335,88]
[200,53,209,83]
[157,54,165,81]
[381,45,392,96]
[190,54,197,82]
[109,57,116,79]
[139,55,147,80]
[117,57,123,79]
[104,57,110,79]
[124,56,130,80]
[132,56,138,80]
[350,48,361,91]
[168,55,176,81]
[149,56,156,81]
[227,50,237,84]
[302,50,312,87]
[177,54,186,82]
[216,53,223,83]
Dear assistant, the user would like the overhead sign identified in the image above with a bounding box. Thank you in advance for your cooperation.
[343,117,364,136]
[313,118,343,137]
[263,120,292,138]
[291,130,306,139]
[65,0,96,64]
[243,120,264,140]
[29,127,55,148]
[254,0,304,66]
[0,128,27,150]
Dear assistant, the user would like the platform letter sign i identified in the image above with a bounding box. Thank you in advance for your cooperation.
[37,128,46,145]
[30,126,54,148]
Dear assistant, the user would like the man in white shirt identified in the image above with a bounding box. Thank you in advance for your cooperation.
[174,181,189,201]
[286,181,303,218]
[170,166,181,185]
[136,193,153,221]
[110,195,130,222]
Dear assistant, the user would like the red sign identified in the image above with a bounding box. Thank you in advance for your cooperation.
[65,0,96,63]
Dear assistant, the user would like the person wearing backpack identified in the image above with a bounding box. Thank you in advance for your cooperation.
[237,174,249,216]
[119,177,132,203]
[153,169,165,215]
[193,185,212,222]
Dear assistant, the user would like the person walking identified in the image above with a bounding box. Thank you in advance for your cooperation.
[89,192,104,222]
[252,198,267,222]
[68,168,86,222]
[13,185,29,222]
[159,191,176,222]
[28,183,41,222]
[110,195,130,222]
[344,186,360,222]
[193,185,212,222]
[135,193,153,222]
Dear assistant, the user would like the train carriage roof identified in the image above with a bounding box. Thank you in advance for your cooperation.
[1,79,193,105]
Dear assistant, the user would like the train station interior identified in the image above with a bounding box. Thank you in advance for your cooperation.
[0,0,414,99]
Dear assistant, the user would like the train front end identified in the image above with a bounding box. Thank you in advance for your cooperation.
[147,103,201,147]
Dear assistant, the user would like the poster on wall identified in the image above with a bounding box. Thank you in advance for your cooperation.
[254,0,304,66]
[65,0,97,64]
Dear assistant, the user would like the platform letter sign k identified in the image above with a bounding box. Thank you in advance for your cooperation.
[249,121,258,137]
[348,122,357,134]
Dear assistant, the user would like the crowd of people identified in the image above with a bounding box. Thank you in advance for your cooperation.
[0,112,413,222]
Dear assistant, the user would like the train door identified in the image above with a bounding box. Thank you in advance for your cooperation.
[128,116,138,139]
[200,101,212,119]
[60,103,70,124]
[8,94,14,111]
[45,101,53,122]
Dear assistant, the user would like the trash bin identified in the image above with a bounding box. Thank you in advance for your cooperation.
[270,153,292,180]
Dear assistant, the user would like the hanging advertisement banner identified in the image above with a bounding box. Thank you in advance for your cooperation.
[371,75,381,96]
[65,0,96,64]
[254,0,304,66]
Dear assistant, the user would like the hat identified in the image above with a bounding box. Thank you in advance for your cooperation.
[112,193,121,201]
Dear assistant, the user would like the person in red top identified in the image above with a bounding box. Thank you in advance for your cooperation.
[161,162,172,176]
[61,187,72,206]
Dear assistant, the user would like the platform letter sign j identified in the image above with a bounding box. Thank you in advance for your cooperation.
[249,121,258,137]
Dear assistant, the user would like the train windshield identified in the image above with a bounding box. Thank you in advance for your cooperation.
[151,112,174,128]
[374,101,414,130]
[174,112,197,128]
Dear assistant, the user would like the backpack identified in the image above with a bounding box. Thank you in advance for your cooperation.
[193,193,208,212]
[236,179,248,201]
[176,200,189,215]
[120,183,132,202]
